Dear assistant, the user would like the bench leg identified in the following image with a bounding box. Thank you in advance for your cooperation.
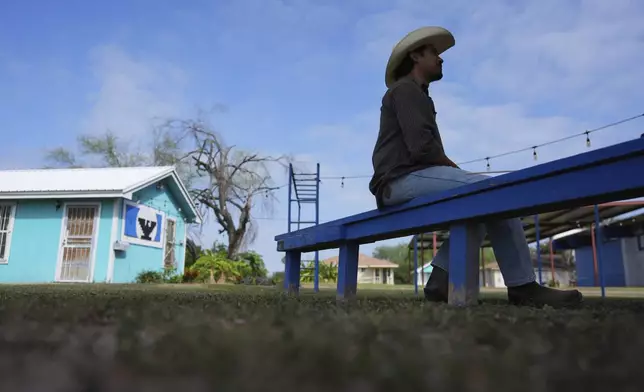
[336,242,360,301]
[284,251,302,295]
[448,222,481,306]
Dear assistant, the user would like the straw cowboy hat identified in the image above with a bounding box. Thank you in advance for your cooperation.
[385,26,455,88]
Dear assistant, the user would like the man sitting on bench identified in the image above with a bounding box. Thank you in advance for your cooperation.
[369,26,583,308]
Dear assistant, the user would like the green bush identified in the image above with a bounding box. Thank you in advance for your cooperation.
[135,266,183,284]
[135,270,164,283]
[162,266,183,283]
[190,250,257,283]
[271,271,285,285]
[182,269,199,283]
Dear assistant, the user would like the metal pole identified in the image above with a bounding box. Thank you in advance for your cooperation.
[593,205,606,298]
[314,163,320,293]
[549,238,556,286]
[287,164,293,233]
[413,236,418,295]
[297,204,301,230]
[535,214,543,285]
[432,231,437,258]
[407,248,411,284]
[480,247,486,287]
[420,233,425,286]
[590,223,600,286]
[285,163,294,284]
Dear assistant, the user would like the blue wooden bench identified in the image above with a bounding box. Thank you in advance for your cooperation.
[275,136,644,305]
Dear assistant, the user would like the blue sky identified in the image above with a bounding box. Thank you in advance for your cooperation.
[1,0,643,272]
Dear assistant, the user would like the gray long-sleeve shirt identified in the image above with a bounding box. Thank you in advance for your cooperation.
[369,75,447,208]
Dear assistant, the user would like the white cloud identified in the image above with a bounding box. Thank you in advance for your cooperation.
[63,0,644,274]
[351,0,644,111]
[252,0,644,273]
[81,45,189,140]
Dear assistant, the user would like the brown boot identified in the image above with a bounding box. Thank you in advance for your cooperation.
[423,267,483,304]
[423,266,449,303]
[507,281,583,308]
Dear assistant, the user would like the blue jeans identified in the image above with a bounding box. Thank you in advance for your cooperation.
[383,166,536,287]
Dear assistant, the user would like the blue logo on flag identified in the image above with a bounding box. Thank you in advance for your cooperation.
[124,203,162,243]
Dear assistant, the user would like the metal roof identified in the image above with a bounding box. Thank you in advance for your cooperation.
[0,166,202,223]
[0,166,174,196]
[409,201,644,250]
[552,211,644,250]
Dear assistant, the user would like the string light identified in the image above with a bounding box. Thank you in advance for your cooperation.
[305,112,643,187]
[456,113,642,167]
[251,114,644,223]
[191,114,643,207]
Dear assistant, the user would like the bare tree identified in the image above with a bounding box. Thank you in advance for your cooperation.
[45,128,206,243]
[46,131,146,168]
[45,128,196,187]
[159,117,290,259]
[46,113,288,259]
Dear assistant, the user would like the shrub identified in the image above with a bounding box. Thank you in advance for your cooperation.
[135,270,164,284]
[182,269,199,283]
[162,266,183,283]
[272,271,285,285]
[135,266,183,284]
[191,251,235,283]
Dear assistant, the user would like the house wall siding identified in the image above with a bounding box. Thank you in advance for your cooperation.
[0,179,190,284]
[111,180,188,283]
[357,267,396,285]
[575,240,626,287]
[620,237,644,286]
[482,268,571,288]
[415,264,434,286]
[93,199,114,282]
[0,199,113,283]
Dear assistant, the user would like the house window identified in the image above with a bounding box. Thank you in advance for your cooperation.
[0,203,16,263]
[164,218,177,268]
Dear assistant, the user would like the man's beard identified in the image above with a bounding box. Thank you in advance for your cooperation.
[429,70,443,82]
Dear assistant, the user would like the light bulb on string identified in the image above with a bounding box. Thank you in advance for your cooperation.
[533,147,538,161]
[485,157,491,171]
[341,177,345,188]
[585,131,591,148]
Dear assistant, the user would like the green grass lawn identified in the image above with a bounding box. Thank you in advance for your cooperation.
[304,282,644,298]
[1,283,643,391]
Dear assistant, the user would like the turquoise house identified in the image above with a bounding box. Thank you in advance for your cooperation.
[415,263,434,286]
[0,166,201,283]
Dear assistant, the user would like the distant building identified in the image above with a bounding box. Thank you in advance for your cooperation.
[553,214,644,287]
[414,253,573,288]
[322,253,398,285]
[481,253,574,288]
[413,263,434,287]
[0,166,201,284]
